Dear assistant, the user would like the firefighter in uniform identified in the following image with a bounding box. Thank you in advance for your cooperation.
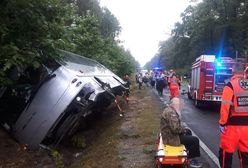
[219,63,248,168]
[168,71,180,98]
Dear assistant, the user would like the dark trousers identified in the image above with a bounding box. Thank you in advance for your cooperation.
[219,149,248,168]
[180,135,200,158]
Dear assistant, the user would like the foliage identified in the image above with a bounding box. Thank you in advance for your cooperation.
[146,0,248,75]
[118,155,127,160]
[0,0,73,84]
[71,134,87,148]
[143,147,153,154]
[100,7,121,39]
[0,0,138,85]
[50,149,64,168]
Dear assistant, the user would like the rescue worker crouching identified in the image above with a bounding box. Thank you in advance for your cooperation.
[160,97,202,168]
[219,63,248,168]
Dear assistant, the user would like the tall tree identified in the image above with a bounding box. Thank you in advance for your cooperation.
[0,0,74,84]
[0,0,138,84]
[147,0,248,74]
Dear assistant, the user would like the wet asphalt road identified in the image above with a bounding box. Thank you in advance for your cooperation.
[154,84,240,167]
[179,88,240,168]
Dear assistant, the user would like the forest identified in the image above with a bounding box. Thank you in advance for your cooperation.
[0,0,139,85]
[145,0,248,75]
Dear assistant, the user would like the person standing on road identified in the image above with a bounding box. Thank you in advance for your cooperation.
[160,97,202,168]
[142,72,149,87]
[150,72,156,88]
[219,63,248,168]
[168,72,180,99]
[156,73,166,96]
[138,73,143,89]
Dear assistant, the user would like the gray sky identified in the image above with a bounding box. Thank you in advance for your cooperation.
[100,0,193,66]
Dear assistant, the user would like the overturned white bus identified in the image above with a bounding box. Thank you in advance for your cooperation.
[0,50,128,149]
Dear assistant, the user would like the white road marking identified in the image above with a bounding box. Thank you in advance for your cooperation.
[153,87,220,167]
[184,123,221,168]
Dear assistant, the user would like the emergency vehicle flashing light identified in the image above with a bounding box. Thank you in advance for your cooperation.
[188,55,235,106]
[216,57,223,68]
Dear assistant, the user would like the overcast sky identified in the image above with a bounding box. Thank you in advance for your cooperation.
[100,0,193,66]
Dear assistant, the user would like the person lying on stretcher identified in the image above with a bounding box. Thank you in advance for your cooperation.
[160,97,202,168]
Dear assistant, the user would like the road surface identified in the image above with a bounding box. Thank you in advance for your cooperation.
[179,88,240,168]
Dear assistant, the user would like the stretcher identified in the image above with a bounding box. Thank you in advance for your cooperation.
[155,133,189,168]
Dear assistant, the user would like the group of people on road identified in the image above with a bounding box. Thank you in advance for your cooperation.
[124,63,248,168]
[161,63,248,168]
[135,69,181,98]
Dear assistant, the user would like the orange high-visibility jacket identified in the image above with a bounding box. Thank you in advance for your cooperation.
[168,76,179,89]
[219,75,248,125]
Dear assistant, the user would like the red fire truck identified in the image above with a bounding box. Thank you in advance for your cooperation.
[188,55,235,107]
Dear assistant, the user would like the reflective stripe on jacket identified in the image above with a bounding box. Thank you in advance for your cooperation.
[219,75,248,125]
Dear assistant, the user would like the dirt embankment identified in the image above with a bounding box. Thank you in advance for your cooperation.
[0,86,163,168]
[70,86,163,168]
